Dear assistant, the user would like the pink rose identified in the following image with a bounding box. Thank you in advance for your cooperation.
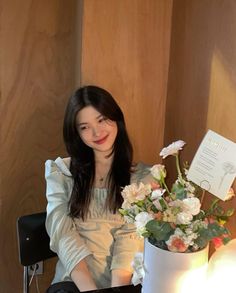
[166,235,188,252]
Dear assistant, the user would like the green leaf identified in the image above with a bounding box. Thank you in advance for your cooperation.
[142,231,151,238]
[151,205,159,213]
[119,209,127,216]
[223,237,231,245]
[195,222,228,248]
[195,235,209,249]
[136,201,145,208]
[171,182,186,200]
[207,222,228,238]
[146,220,173,241]
[159,198,168,210]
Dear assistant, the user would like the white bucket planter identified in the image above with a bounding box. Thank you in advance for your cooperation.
[142,239,209,293]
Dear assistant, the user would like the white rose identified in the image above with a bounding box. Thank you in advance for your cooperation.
[160,140,186,159]
[150,164,166,180]
[183,197,201,216]
[176,211,193,225]
[135,212,154,230]
[151,188,166,200]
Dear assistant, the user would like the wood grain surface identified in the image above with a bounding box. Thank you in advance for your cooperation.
[81,0,173,164]
[1,1,236,292]
[0,1,78,292]
[165,0,236,248]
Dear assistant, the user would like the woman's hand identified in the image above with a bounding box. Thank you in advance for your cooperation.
[71,258,97,292]
[111,269,132,287]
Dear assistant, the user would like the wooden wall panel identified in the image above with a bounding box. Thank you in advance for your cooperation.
[3,0,236,291]
[165,0,236,246]
[81,0,173,164]
[0,1,78,292]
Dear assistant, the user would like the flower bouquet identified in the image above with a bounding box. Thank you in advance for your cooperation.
[120,140,234,252]
[119,140,235,293]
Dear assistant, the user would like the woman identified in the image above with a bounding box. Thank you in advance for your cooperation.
[45,86,150,292]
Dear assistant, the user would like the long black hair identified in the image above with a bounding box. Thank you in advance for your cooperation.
[63,85,133,220]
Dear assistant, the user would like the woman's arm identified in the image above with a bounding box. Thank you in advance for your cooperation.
[45,159,96,291]
[111,223,144,287]
[111,163,150,287]
[111,269,132,287]
[71,257,97,291]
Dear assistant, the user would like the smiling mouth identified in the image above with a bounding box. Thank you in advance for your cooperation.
[94,135,109,145]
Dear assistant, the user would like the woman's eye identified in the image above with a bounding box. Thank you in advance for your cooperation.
[79,125,89,131]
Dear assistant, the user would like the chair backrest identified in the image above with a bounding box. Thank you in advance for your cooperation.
[17,212,57,266]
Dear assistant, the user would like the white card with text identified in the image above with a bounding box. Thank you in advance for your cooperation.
[187,130,236,200]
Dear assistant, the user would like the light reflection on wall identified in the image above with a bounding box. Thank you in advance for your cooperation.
[207,49,236,141]
[206,239,236,292]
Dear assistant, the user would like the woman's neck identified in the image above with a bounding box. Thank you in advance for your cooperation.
[94,150,113,166]
[94,152,113,188]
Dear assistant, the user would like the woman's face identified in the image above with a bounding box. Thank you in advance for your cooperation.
[76,106,118,156]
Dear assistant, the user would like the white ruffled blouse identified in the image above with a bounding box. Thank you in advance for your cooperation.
[45,157,151,289]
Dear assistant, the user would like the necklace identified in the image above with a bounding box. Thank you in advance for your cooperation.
[95,162,110,187]
[96,174,108,187]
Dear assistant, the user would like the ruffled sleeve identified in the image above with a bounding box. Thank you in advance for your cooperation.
[111,162,151,272]
[45,157,92,275]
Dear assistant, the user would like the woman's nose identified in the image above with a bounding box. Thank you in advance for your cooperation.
[92,125,101,137]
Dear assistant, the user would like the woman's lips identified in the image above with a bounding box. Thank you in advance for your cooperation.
[94,135,108,145]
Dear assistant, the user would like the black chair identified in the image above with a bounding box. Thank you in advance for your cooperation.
[17,212,57,293]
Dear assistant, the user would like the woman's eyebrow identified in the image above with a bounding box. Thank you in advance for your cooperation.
[77,122,88,126]
[96,114,103,120]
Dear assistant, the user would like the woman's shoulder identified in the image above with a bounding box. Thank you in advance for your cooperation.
[131,162,152,184]
[45,157,72,177]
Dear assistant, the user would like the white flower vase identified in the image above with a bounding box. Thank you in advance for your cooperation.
[142,239,209,293]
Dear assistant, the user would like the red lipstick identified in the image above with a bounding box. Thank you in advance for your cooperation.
[94,135,108,145]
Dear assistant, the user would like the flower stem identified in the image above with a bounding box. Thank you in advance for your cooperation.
[175,154,184,183]
[162,180,171,195]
